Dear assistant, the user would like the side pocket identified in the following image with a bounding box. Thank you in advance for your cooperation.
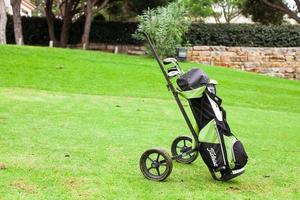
[198,120,227,171]
[233,141,248,169]
[199,143,226,170]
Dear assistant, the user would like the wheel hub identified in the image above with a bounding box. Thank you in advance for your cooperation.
[181,146,189,153]
[151,161,159,168]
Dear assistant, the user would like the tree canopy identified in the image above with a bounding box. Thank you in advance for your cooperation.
[105,0,172,21]
[242,0,300,24]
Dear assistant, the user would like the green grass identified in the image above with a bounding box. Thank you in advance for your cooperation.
[0,45,299,200]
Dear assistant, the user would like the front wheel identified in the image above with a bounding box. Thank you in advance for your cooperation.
[171,135,198,164]
[139,148,173,181]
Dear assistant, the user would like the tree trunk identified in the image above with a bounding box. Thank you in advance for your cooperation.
[0,0,7,44]
[11,0,23,45]
[45,0,58,46]
[81,0,109,50]
[81,0,93,50]
[60,0,72,48]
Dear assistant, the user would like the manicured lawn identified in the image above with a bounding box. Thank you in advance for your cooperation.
[0,45,299,199]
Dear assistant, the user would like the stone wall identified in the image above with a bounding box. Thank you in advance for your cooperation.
[188,46,300,80]
[68,43,146,55]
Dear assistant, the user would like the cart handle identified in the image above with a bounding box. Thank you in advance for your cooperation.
[142,32,199,145]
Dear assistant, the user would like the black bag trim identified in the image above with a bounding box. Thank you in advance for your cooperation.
[214,121,231,173]
[233,141,248,169]
[177,68,209,91]
[206,90,222,105]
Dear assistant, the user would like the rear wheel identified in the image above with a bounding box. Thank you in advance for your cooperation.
[140,148,173,181]
[171,135,198,164]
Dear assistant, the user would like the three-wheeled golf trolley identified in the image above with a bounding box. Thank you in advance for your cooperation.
[139,33,248,181]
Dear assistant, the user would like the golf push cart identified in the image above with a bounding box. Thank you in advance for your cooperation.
[139,33,248,181]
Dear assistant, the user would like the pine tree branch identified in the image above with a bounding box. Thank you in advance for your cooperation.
[294,0,300,12]
[260,0,300,23]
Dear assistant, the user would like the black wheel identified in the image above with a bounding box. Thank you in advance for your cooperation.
[171,135,198,164]
[140,148,173,181]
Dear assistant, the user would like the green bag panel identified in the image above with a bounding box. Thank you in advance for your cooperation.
[177,86,206,99]
[198,120,219,144]
[224,135,238,169]
[198,120,237,169]
[197,120,246,170]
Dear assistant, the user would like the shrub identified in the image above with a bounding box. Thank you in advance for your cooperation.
[5,16,300,48]
[185,23,300,47]
[134,1,191,57]
[70,21,140,45]
[6,16,57,45]
[6,16,140,46]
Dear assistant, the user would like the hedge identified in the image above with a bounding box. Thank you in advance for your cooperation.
[70,20,140,45]
[185,23,300,47]
[6,16,141,45]
[6,16,55,45]
[5,16,300,47]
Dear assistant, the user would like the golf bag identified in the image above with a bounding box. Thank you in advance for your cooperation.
[139,32,247,182]
[177,68,248,180]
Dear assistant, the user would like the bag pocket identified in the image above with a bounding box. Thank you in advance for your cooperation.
[198,120,227,171]
[232,140,248,169]
[224,136,248,170]
[199,143,226,171]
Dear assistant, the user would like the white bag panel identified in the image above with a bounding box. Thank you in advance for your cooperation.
[206,94,223,121]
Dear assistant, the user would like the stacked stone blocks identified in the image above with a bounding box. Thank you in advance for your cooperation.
[188,46,300,80]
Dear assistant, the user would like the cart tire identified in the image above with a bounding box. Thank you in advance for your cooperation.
[171,135,198,164]
[140,148,173,181]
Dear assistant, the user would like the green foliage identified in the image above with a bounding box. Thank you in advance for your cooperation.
[184,0,214,18]
[6,16,300,47]
[241,0,284,25]
[213,0,244,23]
[76,13,106,22]
[6,15,53,46]
[185,23,300,47]
[106,0,172,21]
[6,16,141,45]
[182,0,245,23]
[94,14,106,21]
[70,21,140,44]
[134,1,192,57]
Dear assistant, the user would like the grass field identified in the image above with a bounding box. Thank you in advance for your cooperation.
[0,45,299,200]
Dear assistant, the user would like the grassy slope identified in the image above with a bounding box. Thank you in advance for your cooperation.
[0,45,299,200]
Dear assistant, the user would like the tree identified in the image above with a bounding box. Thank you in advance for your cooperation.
[81,0,171,49]
[11,0,24,45]
[0,0,7,44]
[59,0,74,47]
[30,0,45,16]
[45,0,58,45]
[184,0,214,20]
[184,0,244,23]
[242,0,299,24]
[242,0,284,25]
[81,0,109,50]
[105,0,171,21]
[44,0,82,47]
[212,0,244,23]
[260,0,300,24]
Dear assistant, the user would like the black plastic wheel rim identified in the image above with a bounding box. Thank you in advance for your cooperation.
[171,136,198,164]
[145,153,167,177]
[176,139,193,157]
[140,148,172,181]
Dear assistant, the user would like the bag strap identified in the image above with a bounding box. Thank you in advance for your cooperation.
[219,106,232,134]
[206,89,232,135]
[206,89,222,106]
